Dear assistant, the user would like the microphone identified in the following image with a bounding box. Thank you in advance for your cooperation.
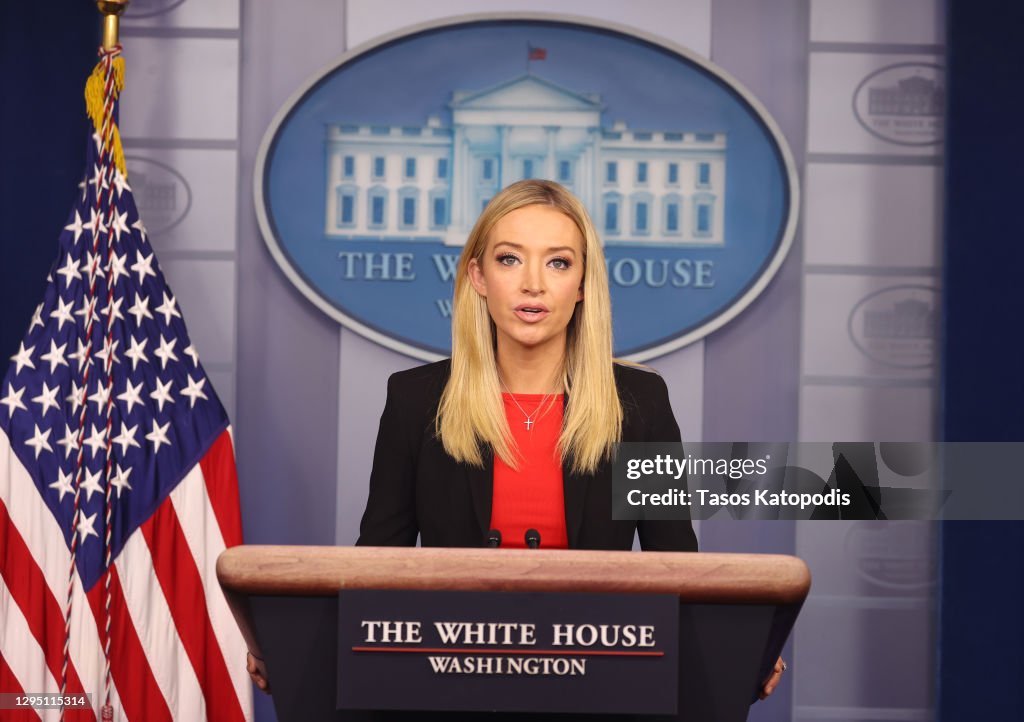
[525,529,541,549]
[486,529,502,548]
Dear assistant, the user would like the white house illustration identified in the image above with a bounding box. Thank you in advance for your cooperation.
[324,74,726,245]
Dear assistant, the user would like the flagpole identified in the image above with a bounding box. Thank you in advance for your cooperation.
[97,0,129,50]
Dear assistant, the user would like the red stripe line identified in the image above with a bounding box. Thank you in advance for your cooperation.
[198,431,244,548]
[351,647,665,657]
[0,651,43,722]
[85,566,172,722]
[141,498,245,722]
[0,501,97,721]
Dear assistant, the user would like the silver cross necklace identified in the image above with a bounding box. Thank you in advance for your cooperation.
[500,379,555,431]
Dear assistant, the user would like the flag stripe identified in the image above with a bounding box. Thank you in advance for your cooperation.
[86,565,173,722]
[0,649,43,722]
[0,501,96,722]
[198,429,243,547]
[0,575,57,722]
[170,459,252,717]
[141,497,245,722]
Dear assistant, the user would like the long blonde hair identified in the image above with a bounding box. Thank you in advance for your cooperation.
[436,179,622,474]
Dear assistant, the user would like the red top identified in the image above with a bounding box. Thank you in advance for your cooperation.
[491,393,569,549]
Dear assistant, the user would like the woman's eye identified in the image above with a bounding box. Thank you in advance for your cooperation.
[549,257,571,270]
[497,253,520,266]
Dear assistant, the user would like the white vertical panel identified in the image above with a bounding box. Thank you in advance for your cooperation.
[810,0,943,45]
[807,52,943,157]
[126,149,238,254]
[122,0,240,30]
[801,274,938,380]
[119,37,239,141]
[804,164,941,268]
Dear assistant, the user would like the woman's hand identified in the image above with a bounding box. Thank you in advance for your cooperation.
[246,651,271,694]
[759,656,786,700]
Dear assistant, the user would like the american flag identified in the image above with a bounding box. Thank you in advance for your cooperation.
[0,48,252,720]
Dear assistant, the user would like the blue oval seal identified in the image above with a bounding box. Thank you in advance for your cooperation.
[255,14,799,360]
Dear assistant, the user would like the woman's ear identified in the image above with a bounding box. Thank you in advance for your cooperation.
[468,258,487,297]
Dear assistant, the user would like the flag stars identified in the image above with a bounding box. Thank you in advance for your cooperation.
[184,344,200,367]
[110,209,130,244]
[77,512,99,543]
[31,382,61,416]
[131,251,156,285]
[89,163,106,195]
[10,342,36,375]
[95,338,120,368]
[81,251,106,284]
[40,339,69,373]
[155,292,182,326]
[49,296,76,331]
[0,384,27,416]
[75,298,100,326]
[117,379,144,414]
[88,383,111,413]
[64,210,85,243]
[146,420,172,454]
[132,218,148,244]
[154,335,178,369]
[56,255,82,287]
[111,422,141,455]
[127,294,154,326]
[66,380,87,414]
[112,169,131,198]
[29,303,45,332]
[110,464,132,499]
[82,424,107,458]
[48,468,75,503]
[150,378,174,412]
[80,468,104,502]
[109,251,129,286]
[56,423,78,458]
[87,208,107,239]
[124,336,149,370]
[24,424,53,458]
[181,375,208,409]
[68,338,92,372]
[101,297,125,325]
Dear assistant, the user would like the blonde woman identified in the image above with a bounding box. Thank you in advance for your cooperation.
[356,179,696,552]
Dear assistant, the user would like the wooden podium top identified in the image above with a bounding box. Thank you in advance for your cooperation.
[218,546,810,605]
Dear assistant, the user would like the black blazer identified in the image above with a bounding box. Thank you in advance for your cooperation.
[356,360,697,552]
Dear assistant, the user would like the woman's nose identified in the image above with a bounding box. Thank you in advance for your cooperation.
[522,262,544,294]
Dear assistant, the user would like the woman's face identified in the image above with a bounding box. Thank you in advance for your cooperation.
[468,204,585,358]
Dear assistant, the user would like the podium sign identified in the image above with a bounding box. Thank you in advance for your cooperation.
[337,590,679,714]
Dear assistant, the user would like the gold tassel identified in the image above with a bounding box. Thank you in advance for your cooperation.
[84,56,127,177]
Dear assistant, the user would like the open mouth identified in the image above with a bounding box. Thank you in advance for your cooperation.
[514,304,550,322]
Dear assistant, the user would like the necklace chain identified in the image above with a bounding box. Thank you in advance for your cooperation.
[499,378,556,431]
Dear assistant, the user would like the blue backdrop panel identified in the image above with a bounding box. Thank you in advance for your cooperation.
[0,3,97,361]
[940,0,1024,718]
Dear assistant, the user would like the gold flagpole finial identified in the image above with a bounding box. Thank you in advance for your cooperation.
[97,1,130,50]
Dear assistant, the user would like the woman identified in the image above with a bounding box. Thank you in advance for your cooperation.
[356,178,696,551]
[248,180,785,697]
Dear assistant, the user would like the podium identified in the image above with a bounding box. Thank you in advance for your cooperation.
[217,546,810,721]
